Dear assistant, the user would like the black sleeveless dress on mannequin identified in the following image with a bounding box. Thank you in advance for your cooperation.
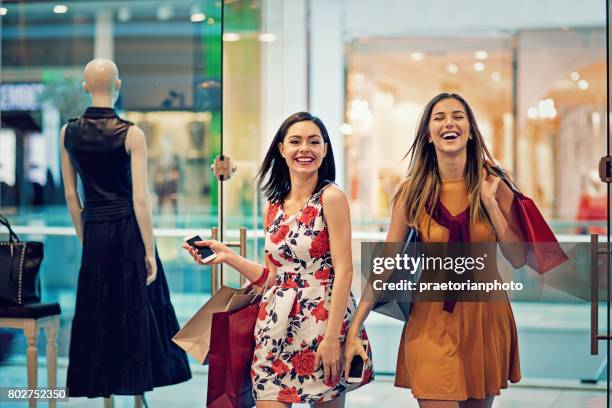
[64,107,191,398]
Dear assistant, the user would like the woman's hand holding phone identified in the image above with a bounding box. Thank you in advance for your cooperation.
[182,236,229,266]
[344,333,369,382]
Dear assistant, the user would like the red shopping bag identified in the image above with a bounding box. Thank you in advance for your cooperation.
[206,301,260,408]
[513,192,569,273]
[494,166,569,274]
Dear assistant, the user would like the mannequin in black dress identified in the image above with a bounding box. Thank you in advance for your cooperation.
[60,58,191,408]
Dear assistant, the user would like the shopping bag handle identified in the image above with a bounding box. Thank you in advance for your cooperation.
[487,163,522,197]
[246,268,272,305]
[0,214,20,243]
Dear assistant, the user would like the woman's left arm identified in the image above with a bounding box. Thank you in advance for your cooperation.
[481,170,526,267]
[315,185,353,385]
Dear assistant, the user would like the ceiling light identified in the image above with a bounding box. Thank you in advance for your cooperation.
[191,13,205,22]
[578,80,589,90]
[0,7,7,16]
[473,62,485,72]
[341,123,353,135]
[570,71,580,81]
[446,63,459,74]
[157,5,173,20]
[527,107,538,119]
[53,5,68,14]
[190,5,205,22]
[410,52,424,61]
[223,33,241,42]
[348,99,373,122]
[258,33,277,42]
[207,17,215,24]
[475,50,488,60]
[491,72,502,82]
[537,99,557,119]
[117,7,131,22]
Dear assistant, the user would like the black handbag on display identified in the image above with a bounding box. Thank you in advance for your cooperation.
[372,227,421,322]
[0,215,44,305]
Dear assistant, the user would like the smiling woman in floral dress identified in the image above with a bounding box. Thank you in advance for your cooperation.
[185,112,373,407]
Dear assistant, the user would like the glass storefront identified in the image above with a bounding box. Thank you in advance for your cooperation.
[0,0,223,361]
[1,0,221,220]
[346,29,607,234]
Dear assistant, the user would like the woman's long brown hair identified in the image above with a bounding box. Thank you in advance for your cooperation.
[393,93,499,232]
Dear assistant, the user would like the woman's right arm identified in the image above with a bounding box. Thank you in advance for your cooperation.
[183,203,277,287]
[344,198,410,373]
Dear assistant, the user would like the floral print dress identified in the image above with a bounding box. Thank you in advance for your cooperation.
[251,184,373,403]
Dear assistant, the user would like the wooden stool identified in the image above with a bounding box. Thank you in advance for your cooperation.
[0,302,61,408]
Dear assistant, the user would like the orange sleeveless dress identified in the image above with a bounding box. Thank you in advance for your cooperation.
[394,177,521,400]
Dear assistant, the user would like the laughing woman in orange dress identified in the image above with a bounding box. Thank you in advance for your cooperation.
[345,93,525,408]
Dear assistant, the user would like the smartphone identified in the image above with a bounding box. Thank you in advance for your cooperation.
[183,234,217,263]
[347,340,368,383]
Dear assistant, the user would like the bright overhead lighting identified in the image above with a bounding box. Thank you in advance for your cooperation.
[53,4,68,14]
[223,33,241,42]
[348,99,373,122]
[537,98,557,118]
[0,7,7,16]
[341,123,353,135]
[117,7,131,22]
[527,107,538,119]
[475,50,488,60]
[191,13,206,22]
[473,62,485,72]
[491,72,502,82]
[258,33,277,42]
[190,5,205,22]
[578,80,589,90]
[157,5,173,20]
[410,52,424,61]
[570,71,580,81]
[446,63,459,74]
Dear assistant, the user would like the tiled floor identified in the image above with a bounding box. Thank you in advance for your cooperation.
[0,362,607,408]
[1,302,609,407]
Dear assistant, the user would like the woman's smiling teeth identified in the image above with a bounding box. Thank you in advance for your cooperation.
[295,156,314,164]
[441,131,459,140]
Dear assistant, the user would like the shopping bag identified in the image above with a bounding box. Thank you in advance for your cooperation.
[172,285,260,364]
[0,214,44,305]
[493,167,569,274]
[372,227,421,321]
[513,193,569,273]
[207,302,260,408]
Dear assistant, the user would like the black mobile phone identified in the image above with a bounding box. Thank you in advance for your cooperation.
[347,354,365,383]
[347,339,368,383]
[184,235,216,261]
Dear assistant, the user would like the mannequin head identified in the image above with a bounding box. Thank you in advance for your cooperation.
[82,58,121,106]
